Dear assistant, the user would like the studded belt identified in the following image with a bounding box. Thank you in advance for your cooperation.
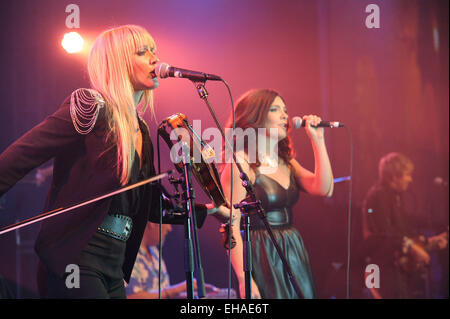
[97,214,133,242]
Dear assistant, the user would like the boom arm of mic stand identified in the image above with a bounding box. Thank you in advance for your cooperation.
[194,81,305,299]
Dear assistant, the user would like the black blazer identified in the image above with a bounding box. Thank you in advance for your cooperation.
[0,89,166,282]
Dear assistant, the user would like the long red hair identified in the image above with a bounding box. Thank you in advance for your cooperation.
[224,88,294,168]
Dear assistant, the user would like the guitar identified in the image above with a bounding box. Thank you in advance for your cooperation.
[397,229,448,274]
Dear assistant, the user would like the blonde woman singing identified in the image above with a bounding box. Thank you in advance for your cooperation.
[0,25,164,298]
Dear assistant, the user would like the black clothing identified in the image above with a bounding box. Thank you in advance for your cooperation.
[52,124,151,299]
[0,90,159,290]
[247,169,316,299]
[0,89,208,298]
[360,183,421,298]
[362,183,417,253]
[45,232,127,299]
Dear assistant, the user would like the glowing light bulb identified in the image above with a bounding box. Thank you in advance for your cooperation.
[61,31,84,54]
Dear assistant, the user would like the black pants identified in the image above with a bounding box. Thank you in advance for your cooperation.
[44,265,125,299]
[39,232,127,299]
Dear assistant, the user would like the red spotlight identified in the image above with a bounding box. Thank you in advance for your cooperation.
[61,31,84,54]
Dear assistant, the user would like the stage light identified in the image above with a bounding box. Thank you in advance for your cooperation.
[61,31,84,54]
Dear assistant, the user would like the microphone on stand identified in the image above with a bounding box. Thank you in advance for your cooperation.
[155,62,222,82]
[292,116,344,128]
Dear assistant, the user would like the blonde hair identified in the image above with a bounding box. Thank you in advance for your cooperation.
[88,25,156,185]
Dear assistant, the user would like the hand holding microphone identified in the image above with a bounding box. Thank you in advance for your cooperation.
[300,115,325,141]
[291,116,344,129]
[291,115,344,142]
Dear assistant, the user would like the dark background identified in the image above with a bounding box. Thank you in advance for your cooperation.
[0,0,448,298]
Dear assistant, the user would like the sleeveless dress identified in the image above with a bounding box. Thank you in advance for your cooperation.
[247,168,317,299]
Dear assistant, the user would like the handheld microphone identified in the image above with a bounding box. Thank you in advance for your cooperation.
[156,62,222,82]
[292,116,344,128]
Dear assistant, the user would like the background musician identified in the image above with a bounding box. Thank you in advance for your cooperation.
[361,152,448,298]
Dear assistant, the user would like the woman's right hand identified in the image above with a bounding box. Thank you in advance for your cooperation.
[206,203,235,223]
[302,114,325,143]
[239,277,261,299]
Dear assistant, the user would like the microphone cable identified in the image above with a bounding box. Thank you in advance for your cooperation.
[190,77,236,298]
[221,79,236,300]
[156,127,164,299]
[200,78,236,299]
[190,78,237,298]
[344,125,354,299]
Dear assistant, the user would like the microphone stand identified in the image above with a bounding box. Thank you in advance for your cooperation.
[193,81,304,299]
[233,198,257,299]
[180,142,206,299]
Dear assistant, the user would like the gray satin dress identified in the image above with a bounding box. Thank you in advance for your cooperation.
[247,168,317,299]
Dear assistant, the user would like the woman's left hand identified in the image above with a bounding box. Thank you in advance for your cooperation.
[302,114,324,142]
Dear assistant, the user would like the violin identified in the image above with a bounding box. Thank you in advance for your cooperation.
[158,113,227,208]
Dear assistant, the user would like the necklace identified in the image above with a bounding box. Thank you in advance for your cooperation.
[259,154,278,168]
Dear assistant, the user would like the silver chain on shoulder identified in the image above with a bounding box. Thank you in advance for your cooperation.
[69,88,105,135]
